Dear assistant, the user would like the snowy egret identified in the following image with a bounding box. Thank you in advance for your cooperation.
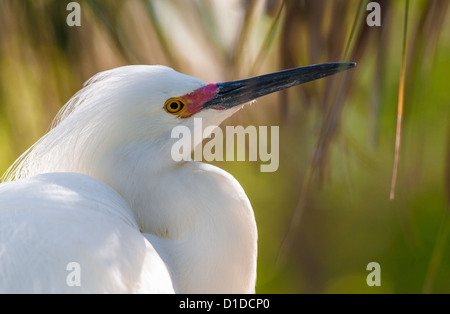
[0,62,355,293]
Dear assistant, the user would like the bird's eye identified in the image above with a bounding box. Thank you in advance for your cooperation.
[164,98,186,115]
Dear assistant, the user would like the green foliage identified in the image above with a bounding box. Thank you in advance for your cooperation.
[0,0,448,293]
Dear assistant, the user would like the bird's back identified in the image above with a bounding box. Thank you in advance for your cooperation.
[0,172,174,293]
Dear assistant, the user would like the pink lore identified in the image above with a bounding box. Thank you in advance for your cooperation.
[181,83,219,117]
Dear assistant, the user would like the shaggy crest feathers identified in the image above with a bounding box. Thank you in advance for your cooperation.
[1,65,206,182]
[0,64,258,293]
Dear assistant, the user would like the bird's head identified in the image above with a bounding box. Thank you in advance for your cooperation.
[76,63,356,153]
[3,63,355,181]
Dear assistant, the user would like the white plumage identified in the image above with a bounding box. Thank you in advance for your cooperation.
[0,62,354,293]
[0,65,257,293]
[0,172,174,293]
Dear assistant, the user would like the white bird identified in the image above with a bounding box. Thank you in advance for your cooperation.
[0,63,354,293]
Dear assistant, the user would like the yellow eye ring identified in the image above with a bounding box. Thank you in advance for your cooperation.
[164,98,186,115]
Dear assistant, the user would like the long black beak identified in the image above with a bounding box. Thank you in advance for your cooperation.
[203,62,356,109]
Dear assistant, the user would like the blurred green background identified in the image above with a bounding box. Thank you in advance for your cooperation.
[0,0,449,293]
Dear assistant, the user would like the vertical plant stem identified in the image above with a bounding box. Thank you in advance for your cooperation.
[343,0,369,61]
[390,0,409,200]
[422,208,450,293]
[250,0,286,75]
